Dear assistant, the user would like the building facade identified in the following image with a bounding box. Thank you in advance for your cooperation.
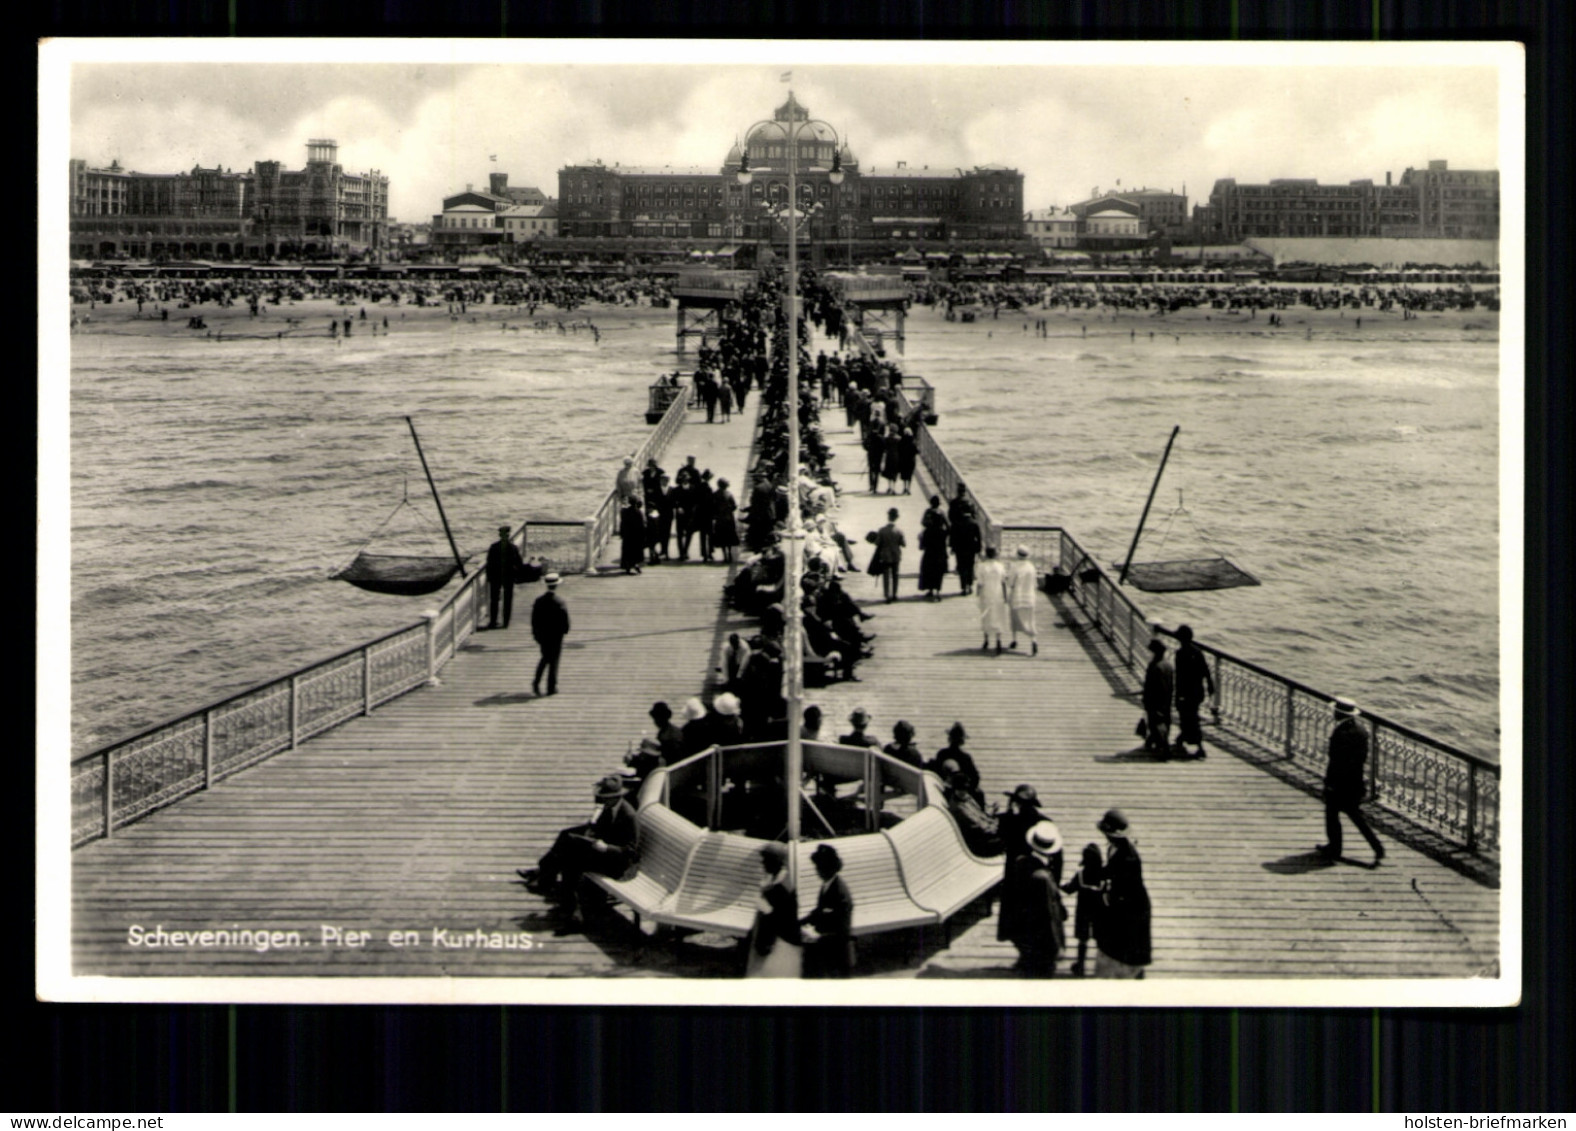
[556,93,1025,249]
[1024,207,1080,248]
[1069,188,1189,236]
[68,140,389,260]
[1198,161,1499,243]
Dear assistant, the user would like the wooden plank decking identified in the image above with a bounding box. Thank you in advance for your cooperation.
[70,397,1499,981]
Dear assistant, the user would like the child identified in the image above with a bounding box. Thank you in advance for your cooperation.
[1061,843,1106,977]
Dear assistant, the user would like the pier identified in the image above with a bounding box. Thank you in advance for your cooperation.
[69,362,1498,980]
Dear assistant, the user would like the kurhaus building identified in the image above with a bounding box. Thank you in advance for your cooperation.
[556,93,1025,251]
[69,140,389,260]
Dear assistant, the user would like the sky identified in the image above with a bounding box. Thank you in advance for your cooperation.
[60,41,1512,224]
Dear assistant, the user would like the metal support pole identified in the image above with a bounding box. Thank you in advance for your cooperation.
[583,517,597,574]
[363,645,373,715]
[1284,687,1297,758]
[290,674,300,749]
[783,119,807,893]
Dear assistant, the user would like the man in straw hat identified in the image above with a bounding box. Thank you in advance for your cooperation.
[1316,697,1385,866]
[998,819,1068,976]
[517,773,638,921]
[800,843,855,978]
[530,572,570,697]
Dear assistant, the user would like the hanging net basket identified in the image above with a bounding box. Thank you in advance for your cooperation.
[1122,557,1261,593]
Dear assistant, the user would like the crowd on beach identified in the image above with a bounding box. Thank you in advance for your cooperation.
[913,278,1496,318]
[68,270,677,318]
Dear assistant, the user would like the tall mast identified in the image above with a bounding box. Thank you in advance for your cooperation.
[406,415,467,578]
[1120,425,1179,587]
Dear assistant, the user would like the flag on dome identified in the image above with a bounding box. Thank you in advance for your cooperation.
[780,70,792,82]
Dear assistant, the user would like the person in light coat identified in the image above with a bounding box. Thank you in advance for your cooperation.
[976,545,1009,654]
[1004,545,1040,656]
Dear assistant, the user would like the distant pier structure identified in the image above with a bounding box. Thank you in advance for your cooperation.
[671,270,758,355]
[825,272,909,355]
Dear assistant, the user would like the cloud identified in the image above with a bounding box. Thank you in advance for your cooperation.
[67,59,1505,223]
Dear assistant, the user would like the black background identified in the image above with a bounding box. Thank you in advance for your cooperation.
[27,0,1570,1111]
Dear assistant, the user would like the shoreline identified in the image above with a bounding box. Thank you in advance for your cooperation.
[69,293,1499,341]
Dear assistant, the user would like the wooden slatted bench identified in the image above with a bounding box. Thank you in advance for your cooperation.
[589,802,704,922]
[883,802,1004,919]
[589,753,1002,941]
[791,832,937,936]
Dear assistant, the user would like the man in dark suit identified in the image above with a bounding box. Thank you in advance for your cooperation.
[1317,697,1385,865]
[801,843,855,978]
[486,525,525,629]
[518,774,639,919]
[530,573,570,696]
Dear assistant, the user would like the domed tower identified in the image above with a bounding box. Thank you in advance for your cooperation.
[741,94,840,174]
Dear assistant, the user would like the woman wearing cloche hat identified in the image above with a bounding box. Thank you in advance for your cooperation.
[1093,809,1152,978]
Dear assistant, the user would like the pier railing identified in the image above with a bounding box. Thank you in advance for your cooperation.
[580,377,692,571]
[997,523,1499,858]
[879,344,1498,858]
[74,374,700,847]
[72,532,506,848]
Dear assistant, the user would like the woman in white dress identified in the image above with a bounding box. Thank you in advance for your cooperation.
[975,545,1009,654]
[1005,545,1040,656]
[745,843,804,978]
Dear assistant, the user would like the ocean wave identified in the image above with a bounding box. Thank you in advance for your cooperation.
[127,478,242,494]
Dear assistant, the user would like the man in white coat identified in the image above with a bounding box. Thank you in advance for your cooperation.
[976,545,1009,655]
[1005,545,1040,656]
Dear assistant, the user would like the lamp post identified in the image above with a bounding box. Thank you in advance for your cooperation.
[736,101,842,886]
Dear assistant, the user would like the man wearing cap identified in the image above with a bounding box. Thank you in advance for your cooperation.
[997,784,1045,872]
[530,572,570,696]
[1005,545,1040,655]
[486,526,526,630]
[518,773,639,919]
[1172,625,1217,759]
[839,708,880,749]
[801,843,855,978]
[1317,698,1385,865]
[943,766,1004,857]
[999,820,1068,976]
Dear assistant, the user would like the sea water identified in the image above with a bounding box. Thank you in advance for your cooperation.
[64,301,1501,760]
[902,304,1500,759]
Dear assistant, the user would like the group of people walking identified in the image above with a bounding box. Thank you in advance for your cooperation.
[616,454,742,572]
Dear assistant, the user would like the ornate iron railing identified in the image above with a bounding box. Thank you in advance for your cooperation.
[993,523,1499,858]
[852,314,1498,858]
[72,530,498,847]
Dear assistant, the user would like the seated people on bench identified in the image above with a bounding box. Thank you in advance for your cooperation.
[518,774,639,917]
[929,722,983,803]
[624,737,665,786]
[883,720,925,768]
[941,762,1005,857]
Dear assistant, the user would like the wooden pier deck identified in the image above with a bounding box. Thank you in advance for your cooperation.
[69,398,1499,982]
